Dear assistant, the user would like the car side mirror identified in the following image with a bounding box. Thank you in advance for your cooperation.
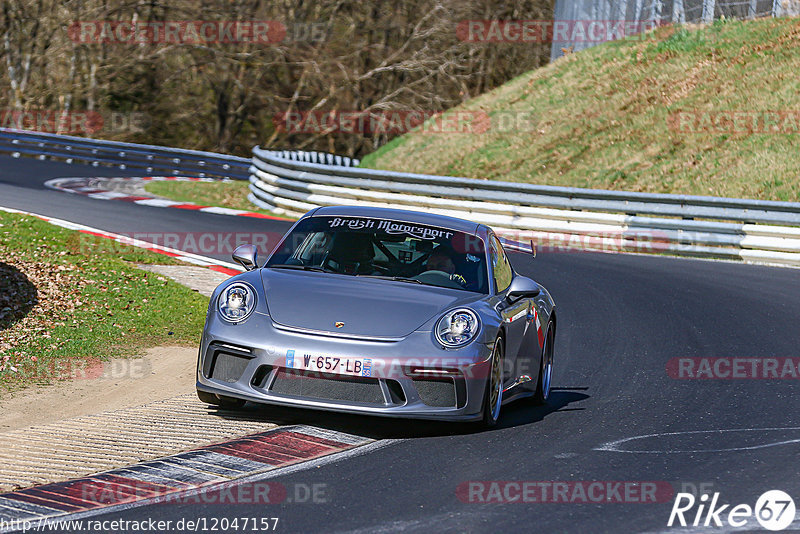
[506,275,540,301]
[232,244,259,271]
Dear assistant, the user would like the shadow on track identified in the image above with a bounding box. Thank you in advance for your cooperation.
[204,387,590,440]
[496,387,589,431]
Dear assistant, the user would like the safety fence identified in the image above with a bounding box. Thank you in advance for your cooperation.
[551,0,800,60]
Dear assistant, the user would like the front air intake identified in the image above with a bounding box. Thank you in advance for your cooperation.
[270,369,385,405]
[411,377,458,408]
[205,342,254,383]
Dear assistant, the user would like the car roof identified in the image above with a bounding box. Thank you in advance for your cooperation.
[311,205,484,235]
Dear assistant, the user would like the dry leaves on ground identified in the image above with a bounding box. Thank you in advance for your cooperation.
[0,249,86,373]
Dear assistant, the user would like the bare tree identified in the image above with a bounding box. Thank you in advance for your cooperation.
[0,0,554,155]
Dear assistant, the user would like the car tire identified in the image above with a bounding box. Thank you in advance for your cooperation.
[533,323,555,405]
[481,336,505,428]
[197,389,246,409]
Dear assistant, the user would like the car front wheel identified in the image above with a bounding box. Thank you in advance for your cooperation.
[481,336,504,428]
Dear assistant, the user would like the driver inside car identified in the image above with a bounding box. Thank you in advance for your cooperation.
[426,246,456,275]
[419,245,467,288]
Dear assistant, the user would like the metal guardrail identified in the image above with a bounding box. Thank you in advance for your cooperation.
[0,128,359,181]
[0,128,251,179]
[249,146,800,267]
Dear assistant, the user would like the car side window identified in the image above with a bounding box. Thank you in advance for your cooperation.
[490,235,513,293]
[298,232,331,264]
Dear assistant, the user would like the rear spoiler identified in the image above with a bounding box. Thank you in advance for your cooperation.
[499,237,536,257]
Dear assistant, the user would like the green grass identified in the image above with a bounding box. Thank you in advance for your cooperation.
[144,180,290,218]
[361,17,800,202]
[0,211,207,394]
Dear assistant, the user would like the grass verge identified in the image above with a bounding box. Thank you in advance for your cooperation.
[0,211,207,394]
[361,17,800,202]
[144,180,290,218]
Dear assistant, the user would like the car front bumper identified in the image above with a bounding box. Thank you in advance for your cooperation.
[197,311,494,421]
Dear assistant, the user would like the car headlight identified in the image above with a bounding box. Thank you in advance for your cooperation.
[218,283,256,323]
[435,309,480,348]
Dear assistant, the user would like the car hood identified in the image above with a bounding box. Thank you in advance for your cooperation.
[260,268,483,339]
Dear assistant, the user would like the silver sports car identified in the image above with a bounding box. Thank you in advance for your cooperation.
[197,206,556,426]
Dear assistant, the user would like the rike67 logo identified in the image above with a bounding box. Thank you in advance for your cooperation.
[668,490,796,531]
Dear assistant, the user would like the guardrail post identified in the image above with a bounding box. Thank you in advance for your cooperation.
[651,0,664,25]
[672,0,686,23]
[702,0,716,22]
[634,0,644,21]
[611,0,627,40]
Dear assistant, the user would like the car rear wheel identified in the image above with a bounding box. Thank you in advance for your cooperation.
[481,336,504,428]
[533,323,555,405]
[197,389,246,409]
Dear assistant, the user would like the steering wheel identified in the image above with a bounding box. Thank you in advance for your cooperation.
[414,270,467,289]
[418,270,452,279]
[372,264,391,275]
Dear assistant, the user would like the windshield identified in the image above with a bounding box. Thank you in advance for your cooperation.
[266,216,489,294]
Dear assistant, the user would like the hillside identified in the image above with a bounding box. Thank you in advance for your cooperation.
[361,18,800,201]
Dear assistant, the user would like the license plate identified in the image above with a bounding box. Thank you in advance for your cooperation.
[285,350,372,377]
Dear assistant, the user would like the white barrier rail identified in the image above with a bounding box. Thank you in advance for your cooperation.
[249,146,800,267]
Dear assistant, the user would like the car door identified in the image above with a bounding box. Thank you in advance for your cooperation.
[489,235,530,381]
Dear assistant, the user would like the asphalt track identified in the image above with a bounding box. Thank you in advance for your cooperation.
[3,154,800,533]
